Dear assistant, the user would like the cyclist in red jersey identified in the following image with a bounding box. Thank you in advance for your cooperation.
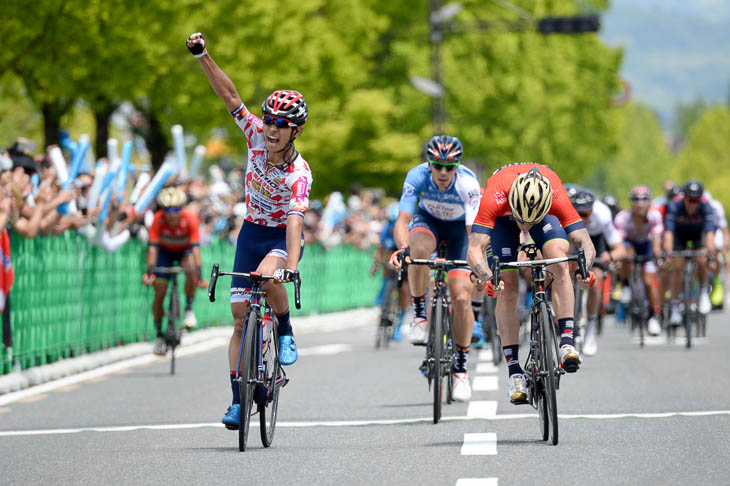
[142,187,207,355]
[467,164,596,405]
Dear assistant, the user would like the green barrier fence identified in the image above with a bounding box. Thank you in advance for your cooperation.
[1,234,381,375]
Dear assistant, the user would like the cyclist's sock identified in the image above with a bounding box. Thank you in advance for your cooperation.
[503,344,523,376]
[154,321,163,338]
[586,314,598,334]
[185,296,194,311]
[471,299,482,322]
[454,344,470,373]
[412,295,427,319]
[230,372,240,405]
[276,310,292,336]
[558,318,575,347]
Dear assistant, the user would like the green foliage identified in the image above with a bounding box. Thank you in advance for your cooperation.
[588,103,673,205]
[674,107,730,210]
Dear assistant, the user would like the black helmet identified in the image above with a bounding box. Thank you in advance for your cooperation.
[571,189,595,216]
[683,179,704,199]
[563,183,582,200]
[261,90,308,126]
[425,135,463,165]
[602,193,619,211]
[665,184,681,201]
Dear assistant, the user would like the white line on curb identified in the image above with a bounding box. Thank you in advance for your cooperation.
[461,433,497,455]
[2,410,729,437]
[472,376,499,391]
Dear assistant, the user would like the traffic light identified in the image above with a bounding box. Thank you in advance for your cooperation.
[538,15,600,34]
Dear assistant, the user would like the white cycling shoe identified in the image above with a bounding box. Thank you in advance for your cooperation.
[699,291,712,315]
[668,308,682,326]
[452,372,472,402]
[559,344,581,373]
[184,310,198,329]
[508,373,528,404]
[409,317,428,345]
[583,331,598,357]
[153,337,167,356]
[647,317,661,336]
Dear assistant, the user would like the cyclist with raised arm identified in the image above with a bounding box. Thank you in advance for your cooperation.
[664,180,716,325]
[187,33,312,429]
[388,135,481,402]
[466,164,596,405]
[142,187,206,355]
[570,189,625,355]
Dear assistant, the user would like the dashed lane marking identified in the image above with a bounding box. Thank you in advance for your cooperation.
[472,376,499,391]
[475,362,498,374]
[298,344,352,356]
[455,479,498,486]
[461,433,497,455]
[1,410,729,437]
[467,401,498,419]
[478,349,494,362]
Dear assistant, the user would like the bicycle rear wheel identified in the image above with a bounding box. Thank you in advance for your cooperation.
[684,275,693,349]
[239,311,258,451]
[530,310,549,442]
[481,297,501,366]
[168,286,180,375]
[431,296,444,424]
[539,302,559,445]
[260,325,281,447]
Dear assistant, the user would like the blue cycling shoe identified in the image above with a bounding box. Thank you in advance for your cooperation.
[471,320,486,349]
[221,404,240,430]
[279,335,298,365]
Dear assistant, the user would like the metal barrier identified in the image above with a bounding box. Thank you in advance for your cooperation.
[1,234,380,375]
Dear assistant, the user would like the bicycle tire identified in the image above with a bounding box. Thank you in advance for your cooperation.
[260,324,280,447]
[375,278,398,349]
[431,296,443,424]
[683,270,693,349]
[481,297,502,366]
[169,285,180,375]
[445,309,454,405]
[539,302,559,445]
[531,309,549,442]
[239,311,258,452]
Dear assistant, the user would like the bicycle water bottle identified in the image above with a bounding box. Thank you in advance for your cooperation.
[262,314,273,358]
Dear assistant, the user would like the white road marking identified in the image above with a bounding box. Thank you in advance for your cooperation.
[298,344,352,356]
[0,338,229,407]
[467,401,498,419]
[631,336,706,346]
[475,362,498,374]
[1,410,729,437]
[461,433,497,455]
[478,349,494,362]
[472,376,499,391]
[455,478,498,485]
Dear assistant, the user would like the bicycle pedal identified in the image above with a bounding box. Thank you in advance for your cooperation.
[412,342,427,347]
[224,423,239,431]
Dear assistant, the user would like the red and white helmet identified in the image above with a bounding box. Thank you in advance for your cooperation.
[261,90,308,126]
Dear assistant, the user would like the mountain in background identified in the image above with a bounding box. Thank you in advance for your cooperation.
[600,0,730,125]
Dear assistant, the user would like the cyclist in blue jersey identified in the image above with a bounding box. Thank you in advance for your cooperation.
[389,135,482,402]
[664,179,717,325]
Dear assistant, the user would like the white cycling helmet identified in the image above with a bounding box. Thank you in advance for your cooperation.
[508,167,553,224]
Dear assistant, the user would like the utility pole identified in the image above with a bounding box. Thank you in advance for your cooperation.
[430,0,445,135]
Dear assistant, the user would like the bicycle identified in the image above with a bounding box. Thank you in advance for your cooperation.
[615,255,653,348]
[492,243,589,446]
[148,265,191,375]
[397,242,463,424]
[375,273,399,349]
[478,294,501,366]
[207,264,301,451]
[667,249,711,348]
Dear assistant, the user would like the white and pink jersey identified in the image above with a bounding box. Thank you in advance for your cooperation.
[614,208,664,245]
[231,102,313,228]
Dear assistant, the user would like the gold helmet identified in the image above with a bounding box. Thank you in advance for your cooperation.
[157,186,187,210]
[508,167,553,224]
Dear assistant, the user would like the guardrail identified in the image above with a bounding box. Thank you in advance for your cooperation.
[1,234,380,375]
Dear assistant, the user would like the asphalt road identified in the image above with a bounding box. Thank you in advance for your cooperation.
[1,307,729,485]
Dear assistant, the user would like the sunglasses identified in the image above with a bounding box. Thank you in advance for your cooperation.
[429,161,457,172]
[686,197,701,204]
[262,115,296,128]
[631,197,650,203]
[165,207,182,214]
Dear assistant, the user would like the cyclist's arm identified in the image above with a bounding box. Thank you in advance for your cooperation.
[146,244,159,272]
[285,214,304,271]
[393,212,412,249]
[193,45,242,113]
[467,232,492,281]
[568,227,596,269]
[191,245,203,270]
[608,241,626,262]
[663,231,674,255]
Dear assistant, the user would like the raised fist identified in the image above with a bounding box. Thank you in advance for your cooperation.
[186,32,207,58]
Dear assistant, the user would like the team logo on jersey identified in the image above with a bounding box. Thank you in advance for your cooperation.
[494,191,507,205]
[542,222,553,233]
[403,182,416,197]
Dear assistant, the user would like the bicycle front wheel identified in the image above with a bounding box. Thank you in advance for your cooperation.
[260,325,281,447]
[684,275,693,349]
[239,311,258,452]
[431,297,444,424]
[539,302,559,445]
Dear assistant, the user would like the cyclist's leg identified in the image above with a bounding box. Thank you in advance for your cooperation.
[151,249,174,351]
[180,250,199,328]
[407,211,437,343]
